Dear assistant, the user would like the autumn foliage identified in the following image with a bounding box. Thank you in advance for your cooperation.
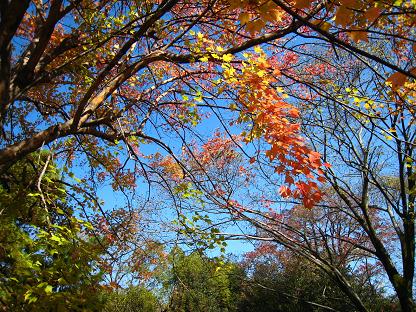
[1,0,416,311]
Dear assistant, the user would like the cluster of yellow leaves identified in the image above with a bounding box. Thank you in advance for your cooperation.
[218,47,327,208]
[188,30,234,63]
[226,0,416,89]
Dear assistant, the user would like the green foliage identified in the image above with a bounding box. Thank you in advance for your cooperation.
[237,255,395,312]
[102,286,159,312]
[0,153,105,311]
[162,248,242,312]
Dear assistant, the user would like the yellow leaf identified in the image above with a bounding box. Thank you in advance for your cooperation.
[228,0,242,10]
[222,54,233,62]
[254,46,263,54]
[257,70,266,77]
[320,22,331,32]
[261,8,283,23]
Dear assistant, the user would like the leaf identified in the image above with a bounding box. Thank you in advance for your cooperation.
[254,46,263,54]
[294,0,310,9]
[245,19,266,35]
[45,285,53,294]
[279,185,291,197]
[24,291,38,303]
[261,9,283,23]
[386,72,407,90]
[339,0,361,8]
[222,54,233,62]
[27,192,41,197]
[348,29,368,43]
[334,6,352,28]
[285,174,294,185]
[239,12,251,25]
[364,7,381,23]
[320,21,331,32]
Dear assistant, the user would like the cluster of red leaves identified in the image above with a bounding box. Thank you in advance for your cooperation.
[225,51,329,208]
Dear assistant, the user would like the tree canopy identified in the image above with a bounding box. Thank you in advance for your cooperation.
[1,0,416,311]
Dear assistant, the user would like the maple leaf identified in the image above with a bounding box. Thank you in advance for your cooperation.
[222,54,233,62]
[348,29,368,43]
[245,19,266,35]
[294,0,310,9]
[285,174,295,185]
[261,9,283,23]
[335,6,352,28]
[254,46,263,54]
[339,0,361,9]
[364,7,381,24]
[239,12,251,25]
[386,72,408,90]
[279,185,291,197]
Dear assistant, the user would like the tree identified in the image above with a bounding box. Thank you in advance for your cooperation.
[0,153,105,310]
[145,2,416,311]
[160,248,242,312]
[298,52,416,311]
[239,246,394,312]
[1,1,416,310]
[102,286,160,312]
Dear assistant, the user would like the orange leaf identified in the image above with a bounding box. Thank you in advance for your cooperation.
[312,19,331,32]
[294,0,310,9]
[279,185,291,197]
[386,72,407,90]
[364,7,381,24]
[317,176,326,183]
[245,19,266,35]
[288,108,300,118]
[339,0,361,9]
[239,12,251,25]
[335,6,352,28]
[285,174,294,185]
[348,29,368,43]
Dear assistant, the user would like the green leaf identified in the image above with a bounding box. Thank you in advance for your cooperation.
[45,285,53,294]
